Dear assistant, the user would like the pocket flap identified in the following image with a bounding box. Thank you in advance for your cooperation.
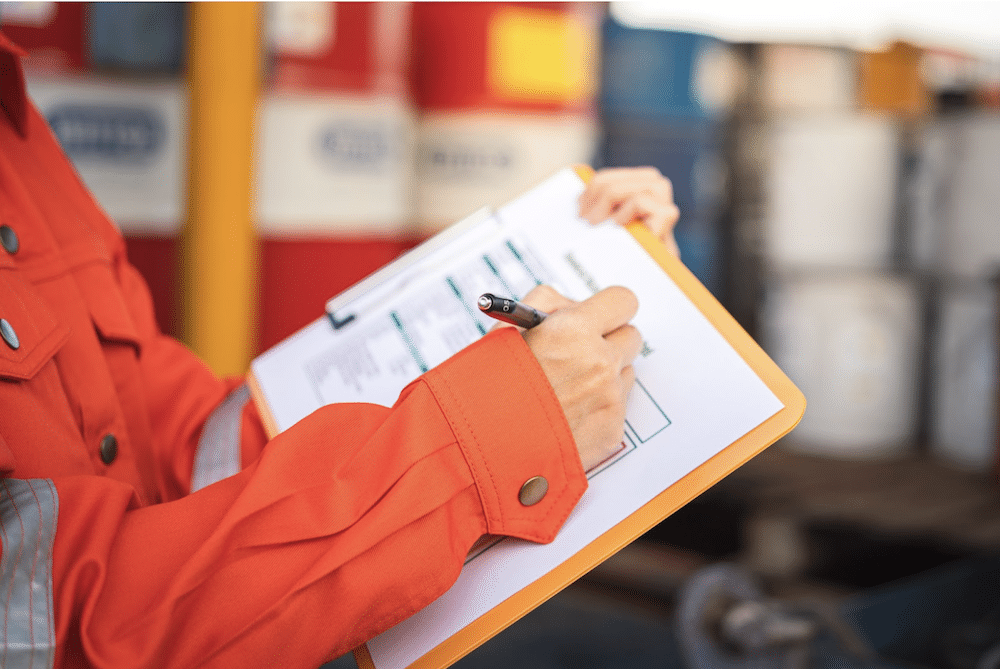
[0,271,70,380]
[75,263,142,348]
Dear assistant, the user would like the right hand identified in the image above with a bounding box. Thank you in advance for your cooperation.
[518,285,642,471]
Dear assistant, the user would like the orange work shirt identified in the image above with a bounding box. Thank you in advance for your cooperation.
[0,33,587,668]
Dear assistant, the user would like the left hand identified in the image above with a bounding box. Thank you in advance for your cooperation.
[578,167,681,258]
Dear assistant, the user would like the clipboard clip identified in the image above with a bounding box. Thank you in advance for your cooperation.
[327,312,356,330]
[325,207,497,330]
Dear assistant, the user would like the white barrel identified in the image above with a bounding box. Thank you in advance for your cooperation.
[255,92,416,235]
[763,114,901,270]
[762,272,921,459]
[26,75,187,235]
[908,119,951,272]
[910,113,1000,279]
[414,111,598,232]
[929,280,997,471]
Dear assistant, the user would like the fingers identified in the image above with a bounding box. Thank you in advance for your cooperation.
[579,167,674,226]
[611,193,681,242]
[605,323,643,369]
[621,363,636,390]
[519,284,575,314]
[619,363,637,405]
[565,286,639,336]
[578,167,682,256]
[501,286,642,373]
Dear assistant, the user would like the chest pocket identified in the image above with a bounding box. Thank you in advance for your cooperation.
[0,268,71,381]
[0,267,77,475]
[74,262,142,352]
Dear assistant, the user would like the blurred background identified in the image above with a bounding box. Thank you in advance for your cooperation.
[3,1,1000,666]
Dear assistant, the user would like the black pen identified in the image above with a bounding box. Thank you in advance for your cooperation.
[477,293,548,329]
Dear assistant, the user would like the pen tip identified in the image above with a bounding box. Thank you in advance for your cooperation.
[477,295,492,310]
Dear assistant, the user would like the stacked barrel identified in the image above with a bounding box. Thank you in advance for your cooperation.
[3,3,188,337]
[255,2,418,351]
[910,95,1000,471]
[756,43,928,460]
[410,2,601,232]
[597,16,740,298]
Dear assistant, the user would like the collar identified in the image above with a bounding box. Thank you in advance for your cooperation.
[0,31,28,135]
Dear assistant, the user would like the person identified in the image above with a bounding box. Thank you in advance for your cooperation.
[0,32,680,669]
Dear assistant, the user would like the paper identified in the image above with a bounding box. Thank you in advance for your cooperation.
[250,169,785,669]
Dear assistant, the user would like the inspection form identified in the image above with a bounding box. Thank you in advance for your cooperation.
[249,169,788,669]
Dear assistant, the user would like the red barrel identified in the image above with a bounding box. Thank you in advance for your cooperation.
[411,2,600,114]
[411,2,602,232]
[9,5,189,338]
[267,2,410,97]
[257,2,417,352]
[27,76,187,338]
[414,111,598,231]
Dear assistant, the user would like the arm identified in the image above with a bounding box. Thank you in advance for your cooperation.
[110,255,263,502]
[49,327,586,668]
[1,76,641,666]
[58,171,638,667]
[66,277,637,668]
[122,165,670,502]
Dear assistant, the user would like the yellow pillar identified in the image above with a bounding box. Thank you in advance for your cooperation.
[183,2,261,376]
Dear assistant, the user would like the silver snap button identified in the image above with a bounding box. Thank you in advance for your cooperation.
[0,319,19,350]
[0,225,18,255]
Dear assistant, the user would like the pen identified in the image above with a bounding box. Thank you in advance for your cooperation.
[477,293,548,329]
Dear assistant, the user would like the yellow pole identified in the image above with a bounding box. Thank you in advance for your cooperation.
[183,2,261,376]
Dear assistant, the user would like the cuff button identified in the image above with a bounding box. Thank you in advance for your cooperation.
[519,476,548,506]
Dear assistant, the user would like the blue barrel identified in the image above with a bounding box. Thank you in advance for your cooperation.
[601,17,729,123]
[599,118,727,296]
[88,2,186,73]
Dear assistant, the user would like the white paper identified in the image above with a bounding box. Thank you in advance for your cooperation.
[250,169,785,669]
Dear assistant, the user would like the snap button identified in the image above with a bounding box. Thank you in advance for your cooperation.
[99,434,119,465]
[0,225,18,254]
[518,476,548,506]
[0,318,19,350]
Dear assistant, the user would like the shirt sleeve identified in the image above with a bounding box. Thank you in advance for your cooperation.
[48,327,588,668]
[113,256,257,501]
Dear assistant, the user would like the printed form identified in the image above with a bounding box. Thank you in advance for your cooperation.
[250,169,785,669]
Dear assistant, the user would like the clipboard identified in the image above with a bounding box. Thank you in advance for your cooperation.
[247,165,805,669]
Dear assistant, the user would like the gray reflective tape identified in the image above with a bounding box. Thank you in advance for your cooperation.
[0,478,58,669]
[191,384,249,492]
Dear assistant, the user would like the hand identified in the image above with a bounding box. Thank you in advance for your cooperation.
[518,285,641,472]
[579,167,681,258]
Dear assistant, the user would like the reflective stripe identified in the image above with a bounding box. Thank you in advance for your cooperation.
[0,478,58,669]
[191,384,249,492]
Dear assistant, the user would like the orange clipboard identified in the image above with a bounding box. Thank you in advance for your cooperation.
[342,165,807,669]
[247,165,805,669]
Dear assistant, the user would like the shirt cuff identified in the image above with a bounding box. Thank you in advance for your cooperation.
[419,327,587,544]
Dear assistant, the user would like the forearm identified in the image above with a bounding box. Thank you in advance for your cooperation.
[46,329,586,668]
